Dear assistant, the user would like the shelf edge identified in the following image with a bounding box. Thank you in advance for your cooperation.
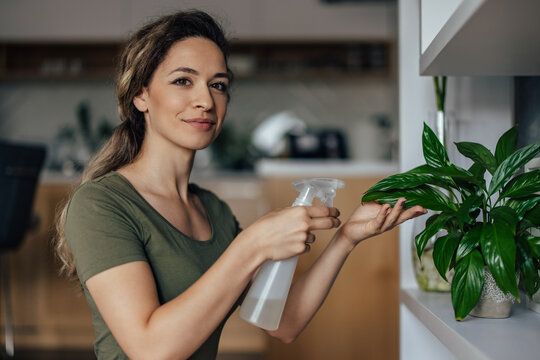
[400,288,490,360]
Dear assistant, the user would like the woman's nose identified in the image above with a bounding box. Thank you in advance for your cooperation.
[192,84,214,111]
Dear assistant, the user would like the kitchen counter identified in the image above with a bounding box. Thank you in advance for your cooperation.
[38,169,259,185]
[40,160,399,184]
[255,159,398,177]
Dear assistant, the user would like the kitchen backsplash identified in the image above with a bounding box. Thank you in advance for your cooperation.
[0,76,397,170]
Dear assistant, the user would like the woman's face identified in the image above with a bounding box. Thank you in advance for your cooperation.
[133,37,230,151]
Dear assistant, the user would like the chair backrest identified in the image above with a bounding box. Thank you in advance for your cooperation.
[0,141,46,251]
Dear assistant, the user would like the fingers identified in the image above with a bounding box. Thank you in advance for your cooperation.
[308,216,341,231]
[302,233,316,254]
[396,205,428,224]
[289,206,341,231]
[304,206,340,218]
[382,199,427,230]
[374,203,392,231]
[383,198,406,227]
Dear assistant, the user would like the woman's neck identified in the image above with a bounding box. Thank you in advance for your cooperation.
[118,138,196,201]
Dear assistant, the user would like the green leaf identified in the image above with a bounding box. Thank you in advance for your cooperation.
[518,219,537,234]
[433,164,474,178]
[361,185,457,212]
[524,202,540,226]
[455,142,498,175]
[507,196,540,219]
[500,170,540,198]
[414,213,454,259]
[456,225,482,262]
[469,208,481,221]
[409,164,485,190]
[364,172,447,193]
[490,206,518,233]
[406,165,458,189]
[422,122,450,168]
[480,223,519,298]
[433,232,462,281]
[517,239,540,297]
[415,164,474,180]
[488,142,540,195]
[451,250,484,320]
[495,126,518,165]
[468,162,486,179]
[455,194,483,225]
[528,236,540,259]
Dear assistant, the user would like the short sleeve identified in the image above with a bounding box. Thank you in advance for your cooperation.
[65,182,147,284]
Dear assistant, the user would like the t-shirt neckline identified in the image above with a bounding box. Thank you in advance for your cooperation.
[109,171,216,245]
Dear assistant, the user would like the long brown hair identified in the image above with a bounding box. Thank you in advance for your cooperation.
[55,10,232,279]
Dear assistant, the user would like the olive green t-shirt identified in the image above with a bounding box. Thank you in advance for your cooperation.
[65,171,242,359]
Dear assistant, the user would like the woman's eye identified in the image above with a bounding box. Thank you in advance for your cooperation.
[211,82,228,92]
[173,78,191,86]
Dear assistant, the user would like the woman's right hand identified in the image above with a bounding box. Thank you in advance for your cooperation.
[238,206,341,262]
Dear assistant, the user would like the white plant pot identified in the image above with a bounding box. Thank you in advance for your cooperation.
[470,267,516,319]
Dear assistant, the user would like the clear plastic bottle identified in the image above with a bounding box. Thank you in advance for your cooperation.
[239,178,345,330]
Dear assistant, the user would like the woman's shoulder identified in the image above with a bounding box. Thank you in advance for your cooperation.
[68,171,134,210]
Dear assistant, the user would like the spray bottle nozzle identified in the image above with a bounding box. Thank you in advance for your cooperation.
[292,178,345,207]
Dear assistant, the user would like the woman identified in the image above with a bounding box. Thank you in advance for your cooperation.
[55,10,426,360]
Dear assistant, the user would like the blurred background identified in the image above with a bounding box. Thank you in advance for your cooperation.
[0,0,399,174]
[0,1,400,359]
[1,0,539,359]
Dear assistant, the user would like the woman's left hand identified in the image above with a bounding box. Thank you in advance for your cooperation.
[339,198,426,248]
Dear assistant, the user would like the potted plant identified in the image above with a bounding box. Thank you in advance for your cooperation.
[362,124,540,320]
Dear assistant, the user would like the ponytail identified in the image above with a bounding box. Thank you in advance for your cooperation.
[54,119,144,279]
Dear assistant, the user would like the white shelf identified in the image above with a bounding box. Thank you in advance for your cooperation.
[420,0,540,76]
[401,288,540,360]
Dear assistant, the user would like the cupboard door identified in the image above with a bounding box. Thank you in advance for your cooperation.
[262,177,398,360]
[1,184,94,349]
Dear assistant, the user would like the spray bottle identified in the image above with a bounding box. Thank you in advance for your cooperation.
[239,178,345,330]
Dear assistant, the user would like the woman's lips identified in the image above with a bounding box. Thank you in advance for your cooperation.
[182,118,216,131]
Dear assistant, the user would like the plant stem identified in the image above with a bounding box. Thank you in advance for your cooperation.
[441,76,447,112]
[433,76,447,112]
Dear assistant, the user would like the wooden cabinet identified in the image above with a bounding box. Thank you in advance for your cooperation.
[261,176,399,360]
[0,184,94,349]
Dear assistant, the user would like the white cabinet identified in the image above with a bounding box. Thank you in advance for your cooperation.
[420,0,540,75]
[0,0,395,42]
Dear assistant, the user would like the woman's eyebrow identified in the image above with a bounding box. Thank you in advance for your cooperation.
[169,67,198,75]
[169,67,230,81]
[214,72,231,81]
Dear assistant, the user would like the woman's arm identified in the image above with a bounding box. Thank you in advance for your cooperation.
[267,198,426,343]
[85,206,340,360]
